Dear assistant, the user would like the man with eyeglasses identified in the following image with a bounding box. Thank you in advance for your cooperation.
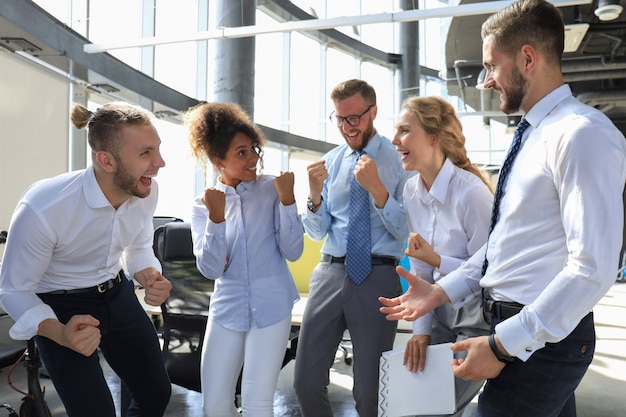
[294,79,414,417]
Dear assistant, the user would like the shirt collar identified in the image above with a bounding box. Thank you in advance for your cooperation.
[524,84,572,130]
[417,158,453,204]
[342,131,382,160]
[215,177,255,194]
[82,165,141,212]
[82,166,114,209]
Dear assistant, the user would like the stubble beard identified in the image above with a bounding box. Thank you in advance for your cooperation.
[500,66,527,115]
[113,153,149,199]
[345,119,376,151]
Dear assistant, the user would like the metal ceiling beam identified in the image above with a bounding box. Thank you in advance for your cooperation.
[258,0,401,68]
[0,0,335,155]
[83,0,592,54]
[0,0,198,113]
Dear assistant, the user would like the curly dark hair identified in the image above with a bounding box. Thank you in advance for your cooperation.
[184,102,266,169]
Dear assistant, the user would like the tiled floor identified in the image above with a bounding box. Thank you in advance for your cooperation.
[1,282,625,417]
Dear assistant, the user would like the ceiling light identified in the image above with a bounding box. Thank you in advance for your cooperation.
[563,23,589,53]
[594,0,623,21]
[154,110,179,119]
[0,37,42,53]
[87,83,120,93]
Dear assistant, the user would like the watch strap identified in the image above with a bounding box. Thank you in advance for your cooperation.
[488,333,514,363]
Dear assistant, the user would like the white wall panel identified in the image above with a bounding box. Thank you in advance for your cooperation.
[0,51,69,257]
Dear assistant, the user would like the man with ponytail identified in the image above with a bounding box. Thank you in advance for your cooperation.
[0,102,172,417]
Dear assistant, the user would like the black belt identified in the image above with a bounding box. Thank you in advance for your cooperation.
[321,254,398,266]
[483,296,524,323]
[44,271,125,296]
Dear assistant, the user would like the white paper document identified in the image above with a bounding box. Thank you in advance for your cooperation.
[378,342,455,417]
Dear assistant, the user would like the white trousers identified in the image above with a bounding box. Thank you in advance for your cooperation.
[200,314,292,417]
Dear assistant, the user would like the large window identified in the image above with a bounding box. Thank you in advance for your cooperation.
[30,0,513,219]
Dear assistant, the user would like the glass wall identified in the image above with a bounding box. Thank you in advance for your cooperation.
[32,0,510,219]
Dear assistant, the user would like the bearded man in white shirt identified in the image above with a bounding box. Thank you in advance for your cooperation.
[379,1,626,416]
[0,102,172,417]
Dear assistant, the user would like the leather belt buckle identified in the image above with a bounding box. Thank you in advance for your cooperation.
[97,273,121,293]
[482,298,494,324]
[482,297,523,323]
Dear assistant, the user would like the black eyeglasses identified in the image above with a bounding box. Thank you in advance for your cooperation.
[329,104,374,127]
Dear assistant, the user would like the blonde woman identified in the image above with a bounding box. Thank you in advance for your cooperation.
[391,96,492,417]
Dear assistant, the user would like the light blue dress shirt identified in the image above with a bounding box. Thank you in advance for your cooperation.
[302,133,413,259]
[191,174,303,332]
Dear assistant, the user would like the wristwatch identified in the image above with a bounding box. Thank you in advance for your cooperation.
[307,196,323,212]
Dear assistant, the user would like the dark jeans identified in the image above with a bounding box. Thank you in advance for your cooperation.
[477,312,595,417]
[37,277,171,417]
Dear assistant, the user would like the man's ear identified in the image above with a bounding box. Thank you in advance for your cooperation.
[519,44,537,74]
[96,150,116,174]
[370,104,378,120]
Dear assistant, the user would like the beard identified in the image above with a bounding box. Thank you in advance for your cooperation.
[500,66,527,114]
[112,153,149,199]
[345,118,376,151]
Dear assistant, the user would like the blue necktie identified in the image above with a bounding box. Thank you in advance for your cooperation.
[482,118,530,276]
[346,151,371,284]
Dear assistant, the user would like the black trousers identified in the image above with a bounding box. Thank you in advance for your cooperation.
[477,312,595,417]
[37,277,171,417]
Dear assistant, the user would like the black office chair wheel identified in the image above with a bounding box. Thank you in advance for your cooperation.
[0,404,18,417]
[344,356,352,365]
[19,397,51,417]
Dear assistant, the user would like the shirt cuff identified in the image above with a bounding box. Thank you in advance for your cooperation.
[438,255,458,276]
[495,314,545,361]
[9,303,57,340]
[411,312,433,335]
[207,218,226,233]
[437,274,476,309]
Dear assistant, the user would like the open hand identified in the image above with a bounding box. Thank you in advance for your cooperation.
[378,266,449,321]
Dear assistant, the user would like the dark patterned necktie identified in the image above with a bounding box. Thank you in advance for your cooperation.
[482,118,530,276]
[346,151,371,284]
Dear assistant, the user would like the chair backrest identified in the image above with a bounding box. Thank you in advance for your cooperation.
[152,216,183,230]
[153,222,213,318]
[152,221,212,392]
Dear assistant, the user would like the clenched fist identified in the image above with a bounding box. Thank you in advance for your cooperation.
[202,188,226,223]
[274,172,296,205]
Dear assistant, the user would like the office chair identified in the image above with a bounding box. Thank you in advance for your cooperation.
[0,311,26,371]
[1,314,51,417]
[153,221,213,392]
[152,216,183,230]
[338,332,353,365]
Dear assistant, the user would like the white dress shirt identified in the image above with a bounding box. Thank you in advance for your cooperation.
[191,174,303,332]
[405,159,493,335]
[439,85,626,360]
[0,166,162,339]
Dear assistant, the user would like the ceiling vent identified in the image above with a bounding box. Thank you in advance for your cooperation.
[595,0,624,21]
